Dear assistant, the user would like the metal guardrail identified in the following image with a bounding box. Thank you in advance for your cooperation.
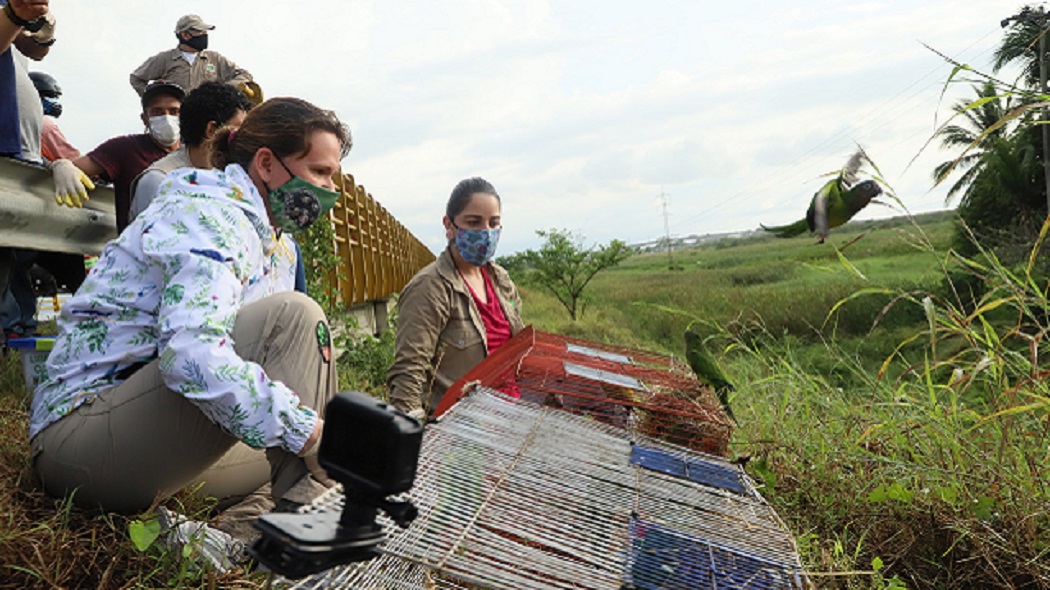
[0,157,117,254]
[1,158,434,308]
[328,173,435,307]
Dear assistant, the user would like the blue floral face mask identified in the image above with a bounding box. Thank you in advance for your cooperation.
[453,224,501,266]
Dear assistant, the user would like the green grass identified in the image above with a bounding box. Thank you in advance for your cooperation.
[0,352,269,588]
[1,213,1046,588]
[521,219,956,378]
[516,215,1050,588]
[0,313,394,587]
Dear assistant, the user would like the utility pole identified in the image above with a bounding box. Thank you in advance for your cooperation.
[658,192,675,269]
[1003,6,1050,214]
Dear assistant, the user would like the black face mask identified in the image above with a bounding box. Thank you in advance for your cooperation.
[181,33,209,51]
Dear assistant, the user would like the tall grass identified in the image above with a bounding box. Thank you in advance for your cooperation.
[520,214,1048,588]
[0,351,268,588]
[0,212,1045,587]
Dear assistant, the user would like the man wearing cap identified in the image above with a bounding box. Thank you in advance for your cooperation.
[50,80,184,232]
[129,15,253,98]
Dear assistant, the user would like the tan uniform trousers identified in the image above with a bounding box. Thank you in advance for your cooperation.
[31,291,336,514]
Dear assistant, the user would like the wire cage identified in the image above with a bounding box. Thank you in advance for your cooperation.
[281,390,807,589]
[435,326,734,456]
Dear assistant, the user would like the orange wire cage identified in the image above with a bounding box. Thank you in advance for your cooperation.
[435,326,734,457]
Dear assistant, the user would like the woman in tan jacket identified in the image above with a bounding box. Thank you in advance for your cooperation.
[387,177,524,417]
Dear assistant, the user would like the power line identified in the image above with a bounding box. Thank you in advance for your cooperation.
[666,28,1002,234]
[658,191,674,268]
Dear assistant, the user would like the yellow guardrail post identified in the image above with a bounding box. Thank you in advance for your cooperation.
[325,172,435,310]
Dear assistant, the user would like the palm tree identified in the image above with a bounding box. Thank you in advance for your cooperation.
[932,82,1012,202]
[955,125,1046,255]
[993,8,1046,89]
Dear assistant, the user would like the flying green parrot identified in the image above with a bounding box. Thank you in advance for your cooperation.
[684,329,735,422]
[761,149,884,244]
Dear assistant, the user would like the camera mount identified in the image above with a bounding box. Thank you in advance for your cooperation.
[248,392,424,579]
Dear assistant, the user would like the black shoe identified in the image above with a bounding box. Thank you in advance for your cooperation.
[274,499,305,514]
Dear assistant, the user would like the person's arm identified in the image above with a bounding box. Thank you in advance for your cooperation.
[40,118,79,161]
[292,239,307,294]
[12,31,43,60]
[0,13,20,53]
[504,273,523,322]
[211,51,253,86]
[129,52,165,97]
[11,7,52,60]
[0,0,47,55]
[508,283,523,328]
[50,139,122,208]
[128,168,165,223]
[146,198,319,454]
[70,153,105,179]
[387,275,450,415]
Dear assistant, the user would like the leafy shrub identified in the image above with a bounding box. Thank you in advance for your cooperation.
[298,216,342,315]
[335,313,397,399]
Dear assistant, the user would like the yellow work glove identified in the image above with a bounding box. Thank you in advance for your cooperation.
[236,81,264,106]
[51,159,95,208]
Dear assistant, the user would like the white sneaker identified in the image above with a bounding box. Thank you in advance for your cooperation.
[156,507,246,573]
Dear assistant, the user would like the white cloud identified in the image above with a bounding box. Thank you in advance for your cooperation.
[34,0,1017,254]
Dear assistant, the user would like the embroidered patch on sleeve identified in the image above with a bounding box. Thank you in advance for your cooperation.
[316,321,332,363]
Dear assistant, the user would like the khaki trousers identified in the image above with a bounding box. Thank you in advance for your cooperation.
[31,291,336,514]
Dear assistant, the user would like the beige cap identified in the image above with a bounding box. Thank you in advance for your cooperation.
[175,14,215,34]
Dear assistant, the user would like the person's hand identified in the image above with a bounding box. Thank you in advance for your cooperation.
[51,159,94,208]
[300,419,335,486]
[24,10,53,43]
[300,418,323,456]
[304,454,335,487]
[8,0,49,22]
[236,81,264,106]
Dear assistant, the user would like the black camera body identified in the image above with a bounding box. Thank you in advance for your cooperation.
[319,390,422,496]
[249,392,423,579]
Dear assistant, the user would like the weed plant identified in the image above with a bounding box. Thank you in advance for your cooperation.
[0,352,268,588]
[518,214,1048,588]
[0,212,1045,587]
[335,314,396,400]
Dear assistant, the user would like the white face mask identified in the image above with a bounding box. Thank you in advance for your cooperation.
[148,115,180,147]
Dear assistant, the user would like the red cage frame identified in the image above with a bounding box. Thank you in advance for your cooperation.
[435,326,733,456]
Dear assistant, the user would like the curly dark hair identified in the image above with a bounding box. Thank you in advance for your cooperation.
[179,82,253,148]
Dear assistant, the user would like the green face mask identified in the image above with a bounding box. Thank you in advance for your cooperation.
[265,156,340,234]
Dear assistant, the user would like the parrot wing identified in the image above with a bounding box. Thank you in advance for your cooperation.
[806,179,842,242]
[810,185,829,239]
[840,148,866,187]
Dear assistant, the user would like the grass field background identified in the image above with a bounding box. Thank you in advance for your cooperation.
[502,212,1048,589]
[1,212,1046,588]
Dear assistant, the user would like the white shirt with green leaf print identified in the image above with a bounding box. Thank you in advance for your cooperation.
[29,164,315,455]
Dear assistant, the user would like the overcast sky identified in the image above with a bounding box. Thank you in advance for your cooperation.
[35,1,1019,254]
